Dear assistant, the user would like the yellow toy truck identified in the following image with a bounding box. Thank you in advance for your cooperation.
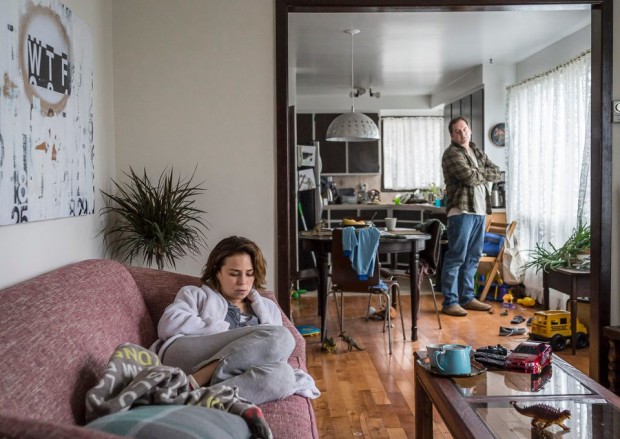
[529,310,588,351]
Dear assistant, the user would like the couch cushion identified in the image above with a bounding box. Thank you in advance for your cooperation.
[86,406,251,439]
[0,259,156,425]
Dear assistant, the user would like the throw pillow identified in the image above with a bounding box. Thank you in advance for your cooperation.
[86,405,251,439]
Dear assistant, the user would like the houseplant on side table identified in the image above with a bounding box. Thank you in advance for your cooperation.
[524,222,591,273]
[100,167,208,270]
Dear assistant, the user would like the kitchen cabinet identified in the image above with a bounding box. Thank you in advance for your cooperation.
[296,113,313,145]
[471,88,484,147]
[298,112,381,175]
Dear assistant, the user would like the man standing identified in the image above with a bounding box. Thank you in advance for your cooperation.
[441,117,501,316]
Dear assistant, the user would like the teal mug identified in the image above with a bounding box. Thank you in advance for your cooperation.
[434,344,472,375]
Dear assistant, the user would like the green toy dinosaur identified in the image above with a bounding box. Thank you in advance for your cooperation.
[321,336,337,352]
[339,332,364,352]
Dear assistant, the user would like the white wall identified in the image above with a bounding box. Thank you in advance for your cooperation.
[0,0,115,290]
[430,65,484,109]
[516,26,591,82]
[111,0,276,287]
[482,63,515,170]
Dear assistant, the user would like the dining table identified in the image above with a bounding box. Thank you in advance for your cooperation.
[300,228,430,342]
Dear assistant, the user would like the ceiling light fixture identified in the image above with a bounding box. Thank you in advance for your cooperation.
[326,29,380,142]
[351,87,366,98]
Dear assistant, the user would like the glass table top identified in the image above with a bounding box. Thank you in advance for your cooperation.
[470,398,620,438]
[453,364,594,398]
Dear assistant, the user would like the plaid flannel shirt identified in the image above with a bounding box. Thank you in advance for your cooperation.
[441,141,501,214]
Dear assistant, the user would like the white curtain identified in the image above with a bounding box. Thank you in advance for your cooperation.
[506,51,591,304]
[382,117,444,190]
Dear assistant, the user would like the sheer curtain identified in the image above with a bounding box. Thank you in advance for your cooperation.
[506,51,591,304]
[382,117,444,190]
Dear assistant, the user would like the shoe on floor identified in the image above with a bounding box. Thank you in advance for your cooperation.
[526,317,532,326]
[499,326,527,336]
[463,298,492,312]
[511,315,525,324]
[442,304,468,317]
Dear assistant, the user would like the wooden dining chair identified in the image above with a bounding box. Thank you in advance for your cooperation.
[380,220,443,330]
[478,220,518,302]
[328,228,405,354]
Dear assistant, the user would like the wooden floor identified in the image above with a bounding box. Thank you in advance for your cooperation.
[291,290,589,439]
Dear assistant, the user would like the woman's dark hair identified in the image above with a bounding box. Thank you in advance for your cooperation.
[200,236,267,291]
[448,116,470,135]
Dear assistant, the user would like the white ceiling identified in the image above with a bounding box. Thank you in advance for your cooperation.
[290,10,590,97]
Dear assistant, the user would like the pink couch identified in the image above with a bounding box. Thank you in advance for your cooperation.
[0,259,318,438]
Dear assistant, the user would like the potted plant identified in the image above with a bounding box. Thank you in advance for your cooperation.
[524,222,591,273]
[99,167,208,270]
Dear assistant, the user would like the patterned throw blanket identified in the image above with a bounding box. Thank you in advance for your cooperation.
[86,343,272,439]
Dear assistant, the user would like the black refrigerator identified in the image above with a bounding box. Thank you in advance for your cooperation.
[296,141,322,291]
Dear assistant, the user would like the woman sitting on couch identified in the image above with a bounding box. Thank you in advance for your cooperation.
[151,236,319,405]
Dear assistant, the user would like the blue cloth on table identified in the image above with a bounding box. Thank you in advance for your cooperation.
[341,226,381,280]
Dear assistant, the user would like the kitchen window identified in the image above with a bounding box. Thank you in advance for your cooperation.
[381,116,444,191]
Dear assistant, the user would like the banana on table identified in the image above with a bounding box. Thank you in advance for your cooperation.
[342,218,367,226]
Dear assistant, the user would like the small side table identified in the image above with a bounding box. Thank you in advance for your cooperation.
[603,326,620,395]
[543,267,591,354]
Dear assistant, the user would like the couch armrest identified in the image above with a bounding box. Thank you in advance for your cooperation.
[0,412,117,439]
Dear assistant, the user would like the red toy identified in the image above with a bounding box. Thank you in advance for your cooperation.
[505,342,552,374]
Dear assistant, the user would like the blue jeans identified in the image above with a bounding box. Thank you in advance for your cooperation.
[441,214,486,307]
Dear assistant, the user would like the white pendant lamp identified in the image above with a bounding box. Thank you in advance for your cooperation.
[326,29,380,142]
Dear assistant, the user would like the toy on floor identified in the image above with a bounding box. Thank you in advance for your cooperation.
[528,310,589,351]
[510,401,571,432]
[339,332,364,351]
[517,297,536,307]
[295,324,320,337]
[321,336,337,352]
[502,291,516,308]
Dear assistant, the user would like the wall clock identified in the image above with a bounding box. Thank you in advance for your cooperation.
[490,123,505,146]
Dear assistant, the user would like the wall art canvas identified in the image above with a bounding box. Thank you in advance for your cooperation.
[0,0,94,226]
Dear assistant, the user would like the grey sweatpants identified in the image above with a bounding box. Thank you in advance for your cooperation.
[160,325,297,405]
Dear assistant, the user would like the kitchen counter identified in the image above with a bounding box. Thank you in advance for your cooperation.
[321,203,445,230]
[323,203,445,213]
[323,203,506,213]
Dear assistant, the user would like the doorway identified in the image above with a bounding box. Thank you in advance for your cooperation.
[275,0,612,383]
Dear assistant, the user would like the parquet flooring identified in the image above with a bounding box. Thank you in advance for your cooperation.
[291,289,589,439]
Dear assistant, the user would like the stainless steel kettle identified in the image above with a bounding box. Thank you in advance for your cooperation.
[322,185,334,204]
[491,187,502,208]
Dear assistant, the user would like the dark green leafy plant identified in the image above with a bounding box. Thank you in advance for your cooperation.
[524,222,590,273]
[100,167,208,270]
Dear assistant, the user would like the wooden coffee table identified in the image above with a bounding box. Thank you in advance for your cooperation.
[414,351,620,438]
